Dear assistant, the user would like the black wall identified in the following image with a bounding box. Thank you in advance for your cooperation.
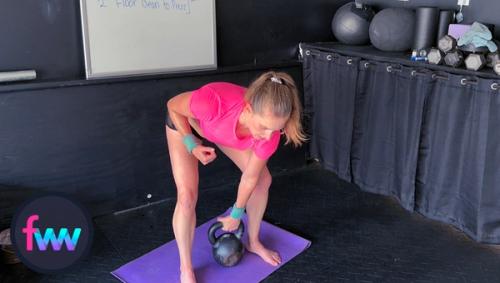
[0,67,305,227]
[0,0,350,228]
[0,0,348,81]
[217,0,345,66]
[0,1,84,80]
[361,0,500,38]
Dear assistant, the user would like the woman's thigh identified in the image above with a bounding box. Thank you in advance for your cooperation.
[216,144,270,182]
[166,126,199,195]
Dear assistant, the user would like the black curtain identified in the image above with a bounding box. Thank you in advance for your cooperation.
[416,74,500,243]
[302,50,359,182]
[352,62,430,210]
[302,45,500,243]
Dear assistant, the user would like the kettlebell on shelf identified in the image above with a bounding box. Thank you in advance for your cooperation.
[208,221,245,267]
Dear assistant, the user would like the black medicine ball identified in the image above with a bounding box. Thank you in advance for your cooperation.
[369,8,416,52]
[331,2,375,45]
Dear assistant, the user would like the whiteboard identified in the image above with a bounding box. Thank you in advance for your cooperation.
[80,0,217,79]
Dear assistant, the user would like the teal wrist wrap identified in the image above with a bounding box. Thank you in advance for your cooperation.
[182,134,198,154]
[230,204,245,219]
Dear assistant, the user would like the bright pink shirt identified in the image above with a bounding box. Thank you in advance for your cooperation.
[189,82,280,160]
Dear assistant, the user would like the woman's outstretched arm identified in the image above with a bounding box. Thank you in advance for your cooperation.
[234,153,268,208]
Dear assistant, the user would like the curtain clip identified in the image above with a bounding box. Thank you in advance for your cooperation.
[460,78,477,86]
[431,73,449,80]
[411,70,425,77]
[386,65,402,73]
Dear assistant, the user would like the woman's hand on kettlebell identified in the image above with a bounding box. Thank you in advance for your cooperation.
[217,215,240,232]
[192,145,217,165]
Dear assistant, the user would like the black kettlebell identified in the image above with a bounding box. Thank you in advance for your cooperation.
[208,221,245,267]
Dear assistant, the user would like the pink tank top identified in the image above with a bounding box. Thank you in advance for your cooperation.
[189,82,280,160]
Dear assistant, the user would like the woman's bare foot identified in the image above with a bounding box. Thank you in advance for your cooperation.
[246,240,282,266]
[180,268,196,283]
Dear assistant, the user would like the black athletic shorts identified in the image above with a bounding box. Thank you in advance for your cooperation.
[165,110,203,139]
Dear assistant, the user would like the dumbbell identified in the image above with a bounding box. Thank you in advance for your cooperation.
[494,62,500,75]
[465,53,487,71]
[427,48,445,65]
[438,35,457,53]
[444,49,464,68]
[487,52,500,68]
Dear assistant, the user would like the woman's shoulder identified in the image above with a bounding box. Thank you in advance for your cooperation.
[190,82,247,119]
[201,82,247,95]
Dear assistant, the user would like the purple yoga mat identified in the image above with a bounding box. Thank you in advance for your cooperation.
[111,208,311,283]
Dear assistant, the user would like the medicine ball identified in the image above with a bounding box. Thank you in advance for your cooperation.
[369,8,416,51]
[331,2,375,45]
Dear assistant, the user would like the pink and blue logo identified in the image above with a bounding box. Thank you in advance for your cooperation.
[22,214,82,252]
[11,195,93,274]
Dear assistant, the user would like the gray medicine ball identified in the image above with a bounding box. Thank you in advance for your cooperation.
[369,8,416,51]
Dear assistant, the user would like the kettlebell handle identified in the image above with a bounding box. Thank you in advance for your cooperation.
[208,221,245,245]
[235,221,244,239]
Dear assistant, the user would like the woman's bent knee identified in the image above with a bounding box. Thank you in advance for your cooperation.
[176,190,198,212]
[255,170,272,192]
